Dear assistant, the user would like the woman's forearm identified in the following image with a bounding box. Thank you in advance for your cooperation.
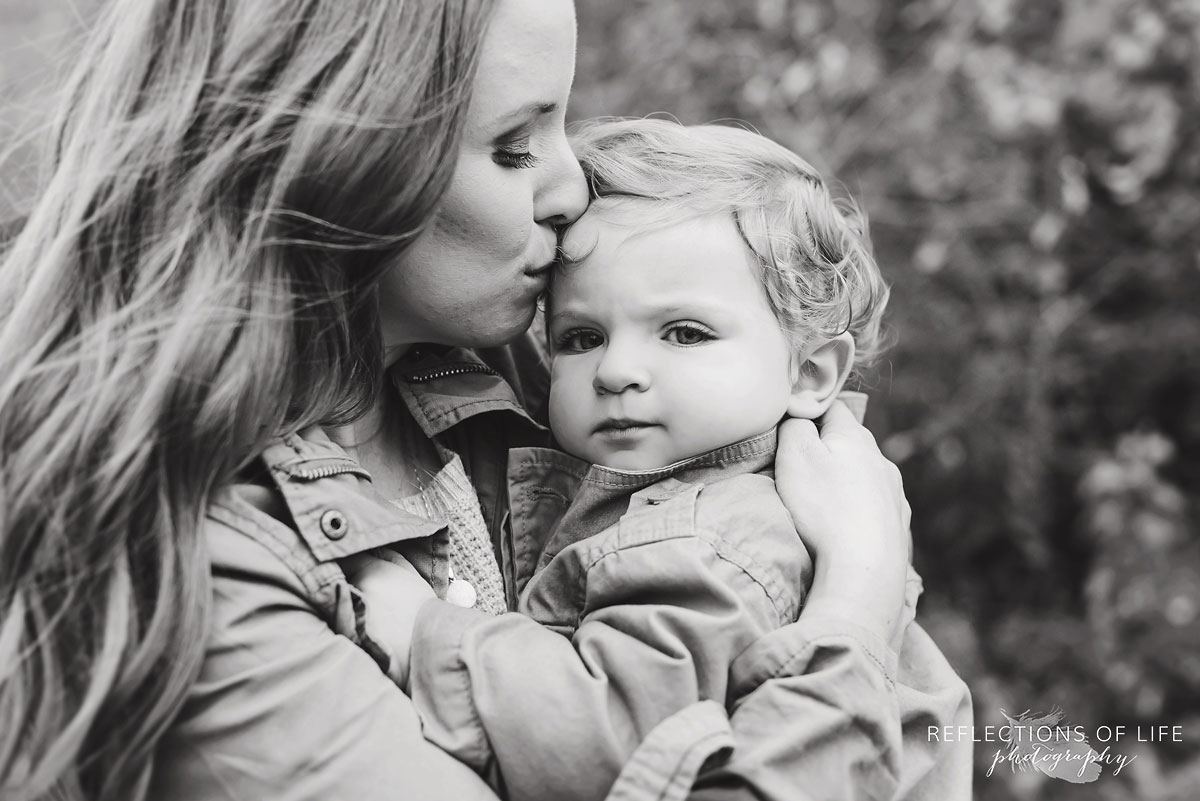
[804,557,909,652]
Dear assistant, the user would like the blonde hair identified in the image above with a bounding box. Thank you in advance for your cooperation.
[567,117,890,372]
[0,1,494,799]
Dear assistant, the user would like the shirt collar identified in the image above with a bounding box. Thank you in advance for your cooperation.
[531,429,779,562]
[530,390,868,559]
[579,428,777,491]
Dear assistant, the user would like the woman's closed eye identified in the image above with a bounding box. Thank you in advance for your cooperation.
[493,131,541,169]
[663,322,715,346]
[555,328,604,352]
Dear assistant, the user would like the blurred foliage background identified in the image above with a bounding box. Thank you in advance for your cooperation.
[2,1,1198,798]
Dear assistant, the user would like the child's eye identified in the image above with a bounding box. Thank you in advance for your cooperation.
[663,323,715,346]
[555,329,605,352]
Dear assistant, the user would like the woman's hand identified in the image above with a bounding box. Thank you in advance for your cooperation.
[776,400,911,650]
[342,553,436,689]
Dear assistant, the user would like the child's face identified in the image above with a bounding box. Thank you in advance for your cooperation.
[548,204,797,470]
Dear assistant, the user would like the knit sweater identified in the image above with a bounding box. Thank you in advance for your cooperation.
[392,453,507,616]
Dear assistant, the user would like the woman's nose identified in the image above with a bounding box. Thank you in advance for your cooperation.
[593,342,650,395]
[535,140,589,227]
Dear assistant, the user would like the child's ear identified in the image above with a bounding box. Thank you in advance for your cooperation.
[787,332,855,419]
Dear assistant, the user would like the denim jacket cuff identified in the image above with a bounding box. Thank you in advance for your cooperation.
[797,614,899,684]
[729,612,899,702]
[605,700,734,801]
[408,598,495,769]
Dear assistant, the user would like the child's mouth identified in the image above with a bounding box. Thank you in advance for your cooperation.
[594,418,657,435]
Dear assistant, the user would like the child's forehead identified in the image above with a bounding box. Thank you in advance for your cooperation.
[580,195,654,225]
[559,197,649,259]
[561,197,737,263]
[551,205,771,317]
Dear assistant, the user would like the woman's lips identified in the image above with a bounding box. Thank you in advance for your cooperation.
[524,234,559,276]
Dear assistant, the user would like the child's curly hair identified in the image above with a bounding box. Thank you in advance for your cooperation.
[568,117,890,375]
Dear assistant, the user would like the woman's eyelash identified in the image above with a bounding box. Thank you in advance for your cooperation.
[493,132,540,169]
[494,149,540,169]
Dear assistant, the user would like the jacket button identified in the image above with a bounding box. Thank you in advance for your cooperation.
[320,509,348,540]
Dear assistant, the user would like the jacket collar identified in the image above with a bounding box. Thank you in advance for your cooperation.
[258,427,445,562]
[250,330,555,562]
[389,343,549,439]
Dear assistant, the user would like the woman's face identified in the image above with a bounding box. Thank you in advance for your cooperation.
[380,0,587,356]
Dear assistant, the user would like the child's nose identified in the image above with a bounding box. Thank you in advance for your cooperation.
[593,342,650,395]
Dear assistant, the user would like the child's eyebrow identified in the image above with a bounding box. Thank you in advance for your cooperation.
[548,310,588,325]
[551,301,732,327]
[648,301,732,320]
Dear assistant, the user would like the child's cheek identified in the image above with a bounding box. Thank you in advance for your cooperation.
[548,359,590,441]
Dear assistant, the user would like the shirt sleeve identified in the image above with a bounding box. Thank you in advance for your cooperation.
[151,512,499,801]
[891,621,974,800]
[407,507,824,801]
[680,615,905,801]
[638,576,972,801]
[885,567,974,799]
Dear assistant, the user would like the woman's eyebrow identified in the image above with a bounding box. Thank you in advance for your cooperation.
[495,101,558,128]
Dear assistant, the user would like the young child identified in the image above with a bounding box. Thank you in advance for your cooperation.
[406,119,972,801]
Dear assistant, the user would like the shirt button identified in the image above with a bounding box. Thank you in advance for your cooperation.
[320,509,348,540]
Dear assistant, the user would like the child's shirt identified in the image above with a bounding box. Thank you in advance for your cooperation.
[409,415,973,800]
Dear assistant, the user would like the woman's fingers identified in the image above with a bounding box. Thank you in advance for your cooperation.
[340,552,436,688]
[778,416,822,457]
[776,403,912,647]
[820,399,881,449]
[347,553,433,607]
[817,398,856,434]
[347,551,425,582]
[341,554,373,580]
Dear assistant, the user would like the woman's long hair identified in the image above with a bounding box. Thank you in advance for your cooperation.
[0,1,494,798]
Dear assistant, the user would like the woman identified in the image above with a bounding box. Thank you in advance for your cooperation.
[0,1,913,800]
